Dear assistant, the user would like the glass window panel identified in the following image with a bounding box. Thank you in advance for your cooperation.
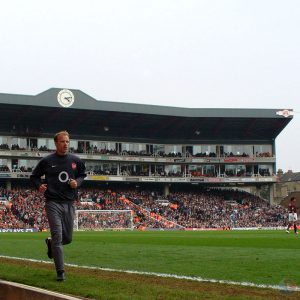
[19,138,27,149]
[254,145,272,157]
[223,145,252,156]
[165,145,182,155]
[0,159,8,165]
[48,140,55,150]
[38,139,46,148]
[202,165,215,176]
[108,142,116,151]
[193,145,201,154]
[121,143,130,151]
[193,145,216,156]
[165,165,181,174]
[153,144,165,155]
[258,164,272,176]
[0,137,8,144]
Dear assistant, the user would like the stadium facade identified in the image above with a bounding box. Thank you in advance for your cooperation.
[0,88,293,204]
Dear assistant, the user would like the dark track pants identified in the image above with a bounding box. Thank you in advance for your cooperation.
[45,201,75,272]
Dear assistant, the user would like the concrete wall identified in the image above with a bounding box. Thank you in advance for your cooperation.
[0,280,82,300]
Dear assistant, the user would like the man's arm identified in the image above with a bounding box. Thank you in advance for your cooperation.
[74,159,86,188]
[30,160,45,190]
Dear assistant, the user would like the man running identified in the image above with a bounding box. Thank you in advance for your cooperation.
[31,130,86,281]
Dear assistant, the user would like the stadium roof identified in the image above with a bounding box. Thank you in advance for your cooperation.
[0,88,293,144]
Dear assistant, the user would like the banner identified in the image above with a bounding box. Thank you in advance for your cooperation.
[89,175,108,180]
[0,228,38,233]
[0,173,11,178]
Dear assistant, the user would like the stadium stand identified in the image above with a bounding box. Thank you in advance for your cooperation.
[0,88,294,231]
[0,187,287,230]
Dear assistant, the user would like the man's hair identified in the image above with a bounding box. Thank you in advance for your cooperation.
[54,130,69,142]
[291,197,296,201]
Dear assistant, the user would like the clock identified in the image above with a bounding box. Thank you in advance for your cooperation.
[57,89,75,107]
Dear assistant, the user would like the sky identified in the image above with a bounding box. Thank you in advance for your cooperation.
[0,0,299,172]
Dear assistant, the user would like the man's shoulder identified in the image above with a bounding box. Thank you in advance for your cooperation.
[40,152,56,162]
[67,153,82,161]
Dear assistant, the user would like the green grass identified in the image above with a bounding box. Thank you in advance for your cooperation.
[0,230,299,299]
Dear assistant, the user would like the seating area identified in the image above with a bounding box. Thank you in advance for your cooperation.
[0,187,287,230]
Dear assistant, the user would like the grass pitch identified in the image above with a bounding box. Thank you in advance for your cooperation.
[0,230,299,299]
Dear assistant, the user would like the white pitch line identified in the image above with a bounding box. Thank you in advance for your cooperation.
[0,255,299,293]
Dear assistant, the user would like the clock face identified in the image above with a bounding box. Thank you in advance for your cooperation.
[57,89,75,107]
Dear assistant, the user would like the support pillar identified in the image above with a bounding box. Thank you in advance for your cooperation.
[6,180,11,190]
[164,184,169,197]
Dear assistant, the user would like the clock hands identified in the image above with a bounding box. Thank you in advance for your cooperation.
[64,96,72,103]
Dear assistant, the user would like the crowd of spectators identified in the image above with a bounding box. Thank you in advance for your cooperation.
[0,165,10,172]
[0,142,274,159]
[1,166,271,179]
[164,189,285,228]
[0,143,274,180]
[0,166,34,173]
[0,144,10,150]
[0,188,48,230]
[0,186,287,231]
[118,188,286,229]
[256,152,272,157]
[77,211,132,230]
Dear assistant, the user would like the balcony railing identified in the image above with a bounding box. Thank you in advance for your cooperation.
[0,169,278,184]
[0,148,276,163]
